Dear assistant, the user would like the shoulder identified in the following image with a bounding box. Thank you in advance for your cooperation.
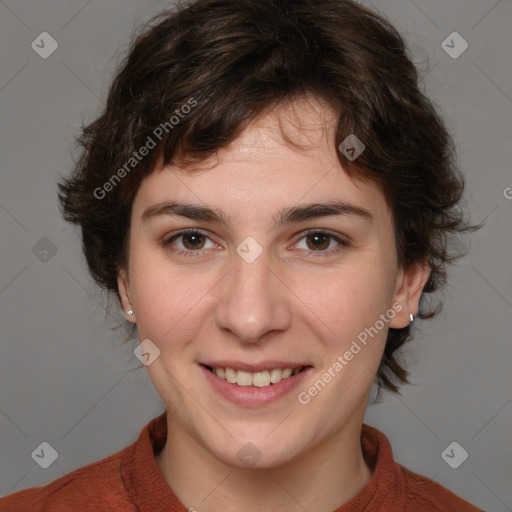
[0,447,132,512]
[399,465,484,511]
[1,412,168,512]
[360,424,484,511]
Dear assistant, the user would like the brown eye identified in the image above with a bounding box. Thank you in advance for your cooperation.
[305,232,331,251]
[294,230,349,256]
[181,232,206,250]
[164,229,216,256]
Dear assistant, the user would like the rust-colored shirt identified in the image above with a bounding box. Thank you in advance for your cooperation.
[0,412,483,511]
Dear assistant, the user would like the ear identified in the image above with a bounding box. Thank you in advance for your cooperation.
[118,268,136,323]
[388,259,430,329]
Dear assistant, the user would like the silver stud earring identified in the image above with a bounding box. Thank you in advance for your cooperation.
[126,310,134,316]
[409,313,414,323]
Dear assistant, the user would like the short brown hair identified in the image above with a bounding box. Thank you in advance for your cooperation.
[58,0,480,393]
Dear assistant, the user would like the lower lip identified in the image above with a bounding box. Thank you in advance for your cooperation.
[201,365,312,407]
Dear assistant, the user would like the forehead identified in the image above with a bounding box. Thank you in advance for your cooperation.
[132,97,392,230]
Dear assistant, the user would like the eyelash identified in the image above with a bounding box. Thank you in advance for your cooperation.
[163,229,349,258]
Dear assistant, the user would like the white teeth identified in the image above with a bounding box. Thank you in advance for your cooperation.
[225,367,237,384]
[253,371,271,388]
[210,365,304,387]
[282,368,293,379]
[236,370,253,386]
[269,368,282,384]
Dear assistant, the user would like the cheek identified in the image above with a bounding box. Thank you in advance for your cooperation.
[128,246,206,341]
[301,265,391,342]
[298,278,390,413]
[134,276,206,343]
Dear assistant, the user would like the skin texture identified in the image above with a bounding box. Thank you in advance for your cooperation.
[118,96,430,512]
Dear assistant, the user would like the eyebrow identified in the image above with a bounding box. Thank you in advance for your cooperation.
[141,200,373,228]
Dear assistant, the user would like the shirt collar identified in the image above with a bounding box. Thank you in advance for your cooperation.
[121,412,401,512]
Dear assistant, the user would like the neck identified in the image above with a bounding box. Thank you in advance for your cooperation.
[156,414,373,512]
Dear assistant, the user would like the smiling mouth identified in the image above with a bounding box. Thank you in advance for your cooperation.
[203,365,309,388]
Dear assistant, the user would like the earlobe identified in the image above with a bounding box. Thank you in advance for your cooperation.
[389,261,430,329]
[117,269,136,323]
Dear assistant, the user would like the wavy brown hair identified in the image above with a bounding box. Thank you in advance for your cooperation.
[58,0,480,393]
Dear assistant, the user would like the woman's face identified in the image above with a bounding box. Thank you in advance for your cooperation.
[119,97,427,469]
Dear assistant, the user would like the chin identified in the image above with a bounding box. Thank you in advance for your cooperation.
[206,433,306,471]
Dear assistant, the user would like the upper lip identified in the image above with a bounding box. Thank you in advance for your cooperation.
[201,361,311,372]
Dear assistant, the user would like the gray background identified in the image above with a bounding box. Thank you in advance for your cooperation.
[0,0,511,510]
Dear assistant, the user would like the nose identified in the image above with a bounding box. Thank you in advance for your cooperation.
[214,251,292,344]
